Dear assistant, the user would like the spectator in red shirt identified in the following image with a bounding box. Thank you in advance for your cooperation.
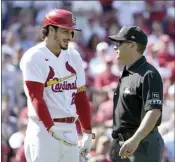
[100,0,113,13]
[1,142,8,162]
[93,83,116,124]
[158,35,175,67]
[145,0,166,22]
[84,34,100,62]
[13,145,26,162]
[89,135,111,162]
[167,61,175,83]
[133,12,151,35]
[146,43,161,67]
[165,6,175,41]
[89,42,110,78]
[95,55,119,89]
[148,21,164,45]
[9,107,28,162]
[83,61,95,87]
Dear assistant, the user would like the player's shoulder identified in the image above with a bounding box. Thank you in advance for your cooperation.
[20,43,46,69]
[67,47,80,56]
[21,42,46,62]
[24,42,45,58]
[67,47,82,61]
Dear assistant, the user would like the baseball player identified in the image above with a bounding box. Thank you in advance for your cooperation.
[20,9,93,162]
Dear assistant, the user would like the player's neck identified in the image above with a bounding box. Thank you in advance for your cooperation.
[44,39,61,57]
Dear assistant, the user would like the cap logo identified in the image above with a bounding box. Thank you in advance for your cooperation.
[131,36,135,39]
[72,15,76,24]
[135,27,141,31]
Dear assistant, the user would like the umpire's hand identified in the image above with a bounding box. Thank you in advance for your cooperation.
[48,126,77,146]
[119,136,140,158]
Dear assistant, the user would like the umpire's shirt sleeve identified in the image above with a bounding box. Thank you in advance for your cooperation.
[142,70,163,113]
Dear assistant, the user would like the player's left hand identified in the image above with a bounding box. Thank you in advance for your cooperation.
[79,133,92,157]
[119,136,141,158]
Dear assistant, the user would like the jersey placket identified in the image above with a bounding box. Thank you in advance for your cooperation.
[56,53,72,116]
[56,55,69,114]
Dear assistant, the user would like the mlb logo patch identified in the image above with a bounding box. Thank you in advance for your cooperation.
[72,15,76,24]
[124,87,131,94]
[152,92,159,98]
[123,87,134,94]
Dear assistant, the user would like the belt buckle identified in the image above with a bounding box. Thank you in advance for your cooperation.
[65,117,68,123]
[69,117,72,123]
[71,117,75,123]
[64,117,74,123]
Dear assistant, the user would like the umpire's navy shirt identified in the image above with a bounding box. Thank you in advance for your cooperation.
[113,56,163,133]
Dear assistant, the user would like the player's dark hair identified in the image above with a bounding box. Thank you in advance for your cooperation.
[136,43,146,54]
[41,25,58,40]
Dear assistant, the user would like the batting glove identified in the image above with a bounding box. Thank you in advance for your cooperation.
[48,126,77,146]
[79,133,92,157]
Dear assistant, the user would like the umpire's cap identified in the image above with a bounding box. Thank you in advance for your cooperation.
[109,26,147,46]
[43,9,81,31]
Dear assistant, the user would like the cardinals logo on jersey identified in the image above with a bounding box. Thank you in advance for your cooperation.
[44,66,55,87]
[66,61,76,74]
[45,62,77,92]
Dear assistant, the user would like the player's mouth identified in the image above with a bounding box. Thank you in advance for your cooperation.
[64,40,69,44]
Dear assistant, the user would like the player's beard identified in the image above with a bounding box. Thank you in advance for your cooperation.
[61,44,68,50]
[61,38,70,50]
[53,35,68,51]
[56,36,69,50]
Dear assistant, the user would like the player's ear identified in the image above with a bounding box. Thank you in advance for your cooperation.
[48,26,54,34]
[130,42,135,48]
[48,26,58,36]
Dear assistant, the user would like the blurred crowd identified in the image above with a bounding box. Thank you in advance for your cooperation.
[1,1,175,162]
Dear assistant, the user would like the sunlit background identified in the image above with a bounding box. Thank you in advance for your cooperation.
[2,1,175,162]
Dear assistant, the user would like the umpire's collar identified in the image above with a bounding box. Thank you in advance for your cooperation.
[125,56,146,74]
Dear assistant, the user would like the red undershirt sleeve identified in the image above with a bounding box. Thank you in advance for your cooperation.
[72,50,92,132]
[75,87,92,131]
[25,81,54,130]
[20,52,54,131]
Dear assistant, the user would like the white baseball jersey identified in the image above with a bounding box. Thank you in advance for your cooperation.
[20,42,85,120]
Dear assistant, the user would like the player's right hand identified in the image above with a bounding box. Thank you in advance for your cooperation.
[79,133,93,157]
[48,126,77,146]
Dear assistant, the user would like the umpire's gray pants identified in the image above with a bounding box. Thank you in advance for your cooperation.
[110,130,164,162]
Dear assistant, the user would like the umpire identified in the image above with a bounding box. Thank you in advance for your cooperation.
[108,26,164,162]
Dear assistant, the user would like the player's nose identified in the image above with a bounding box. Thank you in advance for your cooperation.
[67,32,73,40]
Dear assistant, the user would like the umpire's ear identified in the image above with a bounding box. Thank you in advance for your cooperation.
[130,42,137,52]
[130,42,136,48]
